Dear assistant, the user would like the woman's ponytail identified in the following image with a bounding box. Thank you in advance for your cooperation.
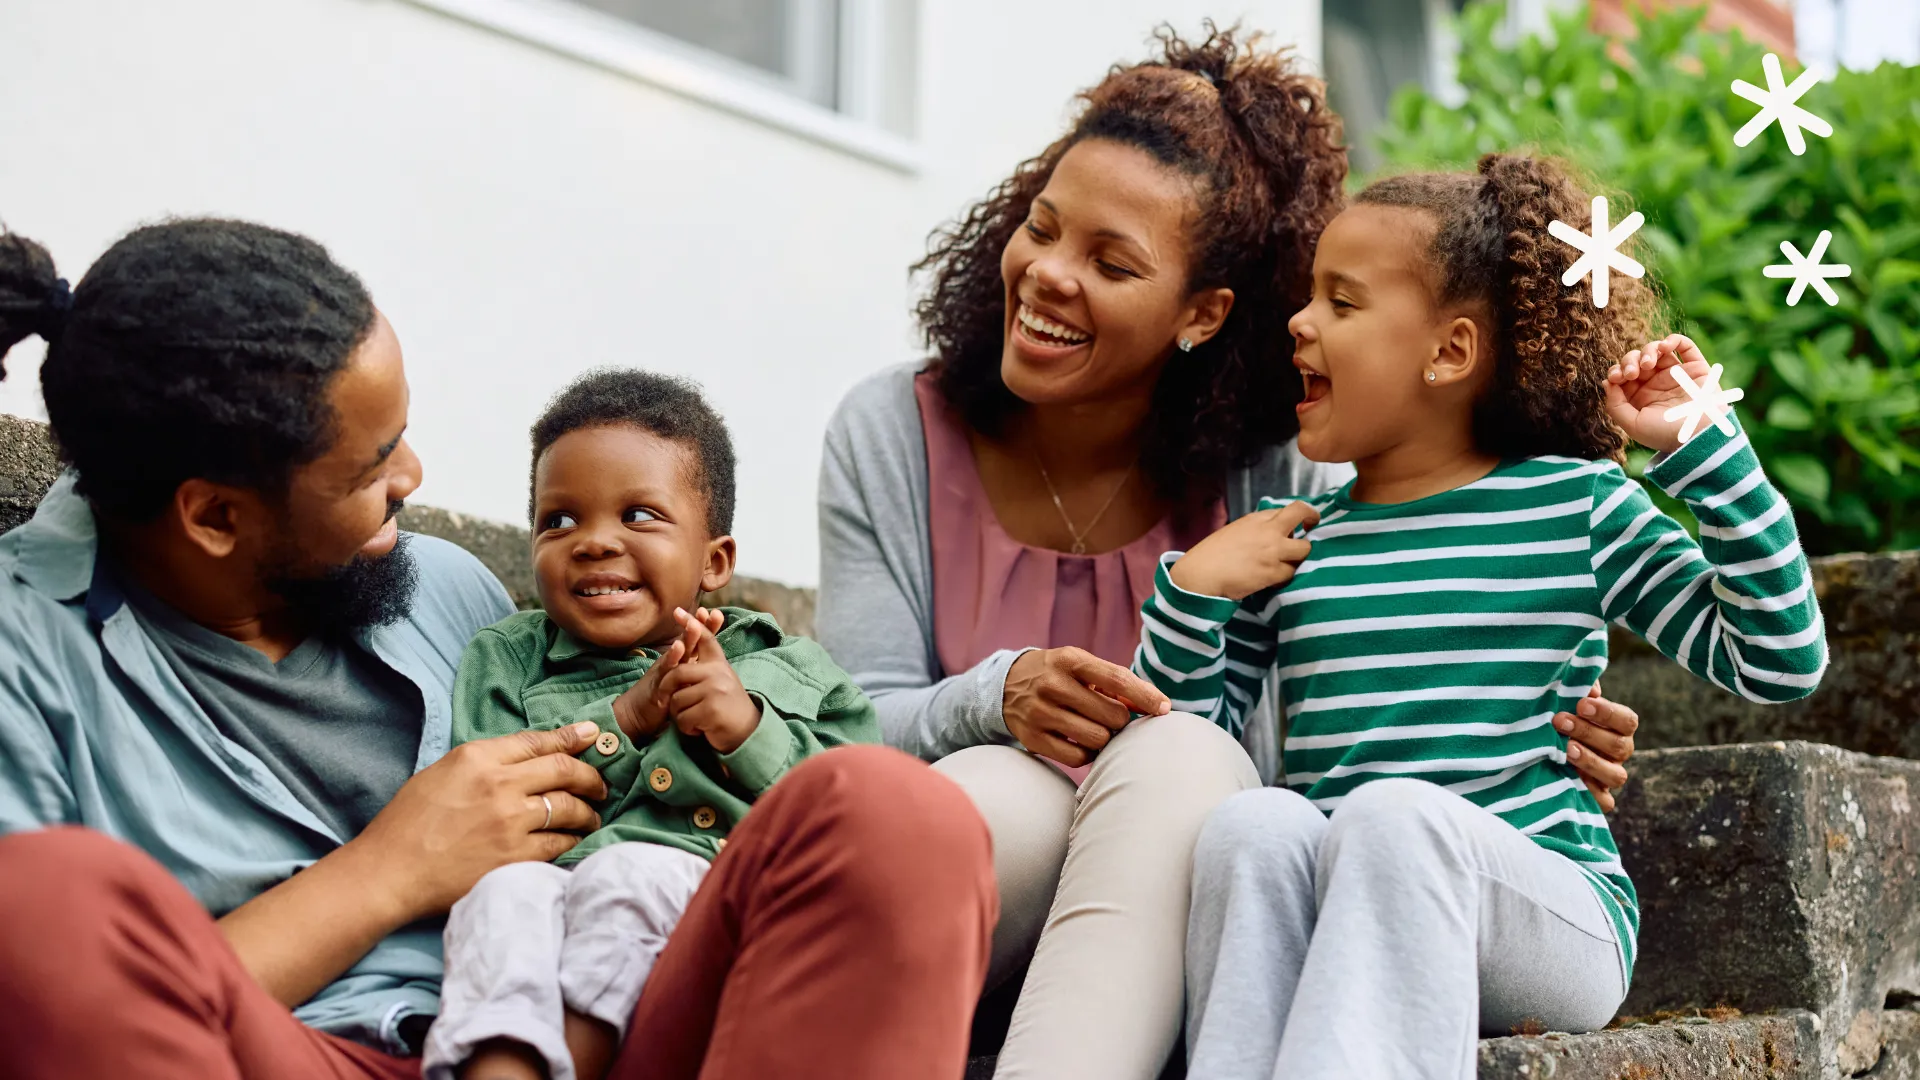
[0,233,68,380]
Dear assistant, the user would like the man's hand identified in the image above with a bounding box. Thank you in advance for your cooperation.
[1003,647,1172,767]
[219,721,608,1008]
[351,722,608,919]
[653,608,761,755]
[1169,501,1319,601]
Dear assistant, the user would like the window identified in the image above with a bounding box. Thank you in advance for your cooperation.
[405,0,919,169]
[568,0,842,110]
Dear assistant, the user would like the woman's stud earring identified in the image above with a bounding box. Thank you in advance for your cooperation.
[1426,370,1438,382]
[1178,338,1194,353]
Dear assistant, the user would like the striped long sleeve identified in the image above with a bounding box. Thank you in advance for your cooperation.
[1591,418,1827,701]
[1131,416,1828,984]
[1134,495,1340,740]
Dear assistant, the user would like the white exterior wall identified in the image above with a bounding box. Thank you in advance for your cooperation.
[0,0,1318,585]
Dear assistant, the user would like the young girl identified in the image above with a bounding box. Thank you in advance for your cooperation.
[1132,154,1826,1079]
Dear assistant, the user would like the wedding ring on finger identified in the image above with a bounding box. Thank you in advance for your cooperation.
[540,794,553,831]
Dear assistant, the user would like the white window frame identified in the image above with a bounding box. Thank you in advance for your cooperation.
[402,0,920,172]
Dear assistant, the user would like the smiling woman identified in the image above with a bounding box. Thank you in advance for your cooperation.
[814,23,1649,1080]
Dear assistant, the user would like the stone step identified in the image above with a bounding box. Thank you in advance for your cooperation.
[966,1009,1920,1079]
[1612,743,1920,1076]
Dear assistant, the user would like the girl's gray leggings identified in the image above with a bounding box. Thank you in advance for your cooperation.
[1185,779,1628,1080]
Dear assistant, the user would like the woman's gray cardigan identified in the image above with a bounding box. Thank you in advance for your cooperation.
[815,364,1355,784]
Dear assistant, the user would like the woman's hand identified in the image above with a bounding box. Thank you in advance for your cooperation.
[1170,501,1319,601]
[1604,333,1719,454]
[1003,647,1171,767]
[1555,682,1639,812]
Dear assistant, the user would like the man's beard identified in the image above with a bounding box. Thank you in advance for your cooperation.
[261,502,419,634]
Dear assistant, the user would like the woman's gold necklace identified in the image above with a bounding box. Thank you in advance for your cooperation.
[1035,455,1136,556]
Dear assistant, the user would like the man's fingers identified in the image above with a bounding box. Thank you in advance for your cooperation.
[1276,538,1312,564]
[500,722,602,764]
[512,751,609,802]
[531,791,601,833]
[1063,652,1170,717]
[531,831,583,864]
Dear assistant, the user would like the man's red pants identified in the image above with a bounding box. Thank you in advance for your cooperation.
[0,745,996,1079]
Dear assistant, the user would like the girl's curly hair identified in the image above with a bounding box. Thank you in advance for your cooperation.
[1356,155,1657,461]
[913,23,1348,501]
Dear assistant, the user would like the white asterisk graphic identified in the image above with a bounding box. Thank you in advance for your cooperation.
[1664,363,1746,445]
[1731,53,1833,156]
[1547,195,1645,308]
[1763,230,1852,306]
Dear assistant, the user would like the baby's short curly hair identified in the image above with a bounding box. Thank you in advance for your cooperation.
[1357,154,1659,461]
[528,369,736,536]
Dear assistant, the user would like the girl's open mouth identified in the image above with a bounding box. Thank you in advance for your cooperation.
[1298,370,1331,412]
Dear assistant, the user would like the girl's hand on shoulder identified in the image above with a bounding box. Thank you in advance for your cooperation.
[1604,333,1715,454]
[1169,501,1319,601]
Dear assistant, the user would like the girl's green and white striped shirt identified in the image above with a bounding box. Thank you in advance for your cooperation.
[1133,417,1827,980]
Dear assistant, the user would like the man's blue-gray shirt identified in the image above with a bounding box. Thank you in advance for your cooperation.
[0,475,515,1054]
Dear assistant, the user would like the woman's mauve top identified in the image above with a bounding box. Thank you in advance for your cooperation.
[814,363,1356,781]
[915,373,1225,779]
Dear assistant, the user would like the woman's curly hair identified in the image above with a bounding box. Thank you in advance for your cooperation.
[1357,155,1657,461]
[913,23,1348,501]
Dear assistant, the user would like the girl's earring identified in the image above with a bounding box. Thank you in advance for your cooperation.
[1425,370,1438,383]
[1178,338,1194,353]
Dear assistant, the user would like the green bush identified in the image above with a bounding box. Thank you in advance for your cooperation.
[1371,1,1920,553]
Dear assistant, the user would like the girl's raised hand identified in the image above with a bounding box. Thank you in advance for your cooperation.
[1604,333,1716,454]
[1169,500,1319,601]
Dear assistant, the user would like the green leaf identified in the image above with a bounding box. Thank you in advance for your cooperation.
[1770,455,1832,503]
[1766,397,1816,430]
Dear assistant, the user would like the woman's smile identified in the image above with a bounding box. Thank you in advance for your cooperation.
[1011,301,1094,361]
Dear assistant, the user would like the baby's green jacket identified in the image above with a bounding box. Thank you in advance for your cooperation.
[450,606,880,866]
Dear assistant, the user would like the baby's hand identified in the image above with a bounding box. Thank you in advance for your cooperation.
[653,608,761,755]
[1604,333,1721,454]
[1169,501,1319,601]
[610,606,726,740]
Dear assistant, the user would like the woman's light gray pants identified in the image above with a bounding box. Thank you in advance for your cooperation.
[1186,779,1629,1080]
[422,842,710,1080]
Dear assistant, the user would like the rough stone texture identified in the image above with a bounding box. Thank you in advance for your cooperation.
[0,413,59,535]
[968,1013,1844,1079]
[1867,1009,1920,1079]
[1478,1011,1820,1079]
[1605,550,1920,761]
[1612,743,1920,1077]
[394,504,540,609]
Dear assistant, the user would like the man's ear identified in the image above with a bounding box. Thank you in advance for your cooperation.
[699,535,738,595]
[171,479,252,559]
[1176,286,1236,349]
[1427,314,1486,388]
